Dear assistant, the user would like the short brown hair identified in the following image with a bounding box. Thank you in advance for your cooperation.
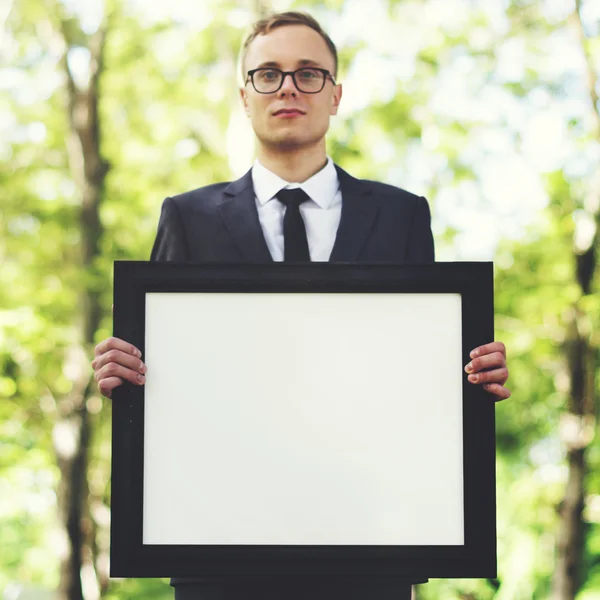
[240,11,338,80]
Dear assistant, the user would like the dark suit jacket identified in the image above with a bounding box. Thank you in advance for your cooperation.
[150,164,434,263]
[150,163,432,594]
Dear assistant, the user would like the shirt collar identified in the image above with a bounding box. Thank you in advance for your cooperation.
[252,157,339,209]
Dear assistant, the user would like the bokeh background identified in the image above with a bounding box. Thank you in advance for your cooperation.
[1,0,599,598]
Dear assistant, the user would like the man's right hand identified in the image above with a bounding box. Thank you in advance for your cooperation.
[92,337,146,398]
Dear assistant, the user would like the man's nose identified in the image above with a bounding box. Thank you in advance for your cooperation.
[278,72,298,95]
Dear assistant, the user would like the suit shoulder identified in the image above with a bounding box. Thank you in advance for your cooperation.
[335,165,425,203]
[360,179,420,198]
[359,178,424,202]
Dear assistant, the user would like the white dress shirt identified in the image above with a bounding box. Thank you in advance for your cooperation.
[251,158,342,262]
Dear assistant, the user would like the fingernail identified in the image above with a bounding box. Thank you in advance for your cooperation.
[469,374,479,383]
[140,364,147,374]
[470,349,478,358]
[136,349,142,358]
[137,374,145,383]
[465,363,473,373]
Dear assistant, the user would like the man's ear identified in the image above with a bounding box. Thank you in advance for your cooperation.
[240,87,250,117]
[330,83,342,116]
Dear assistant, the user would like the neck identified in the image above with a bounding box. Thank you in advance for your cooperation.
[256,142,328,183]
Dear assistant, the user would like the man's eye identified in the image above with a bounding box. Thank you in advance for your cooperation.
[298,69,319,80]
[259,70,279,80]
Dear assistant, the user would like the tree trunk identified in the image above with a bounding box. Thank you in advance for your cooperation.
[552,2,599,598]
[53,21,109,600]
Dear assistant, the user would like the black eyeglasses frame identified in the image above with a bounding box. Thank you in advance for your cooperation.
[245,67,337,94]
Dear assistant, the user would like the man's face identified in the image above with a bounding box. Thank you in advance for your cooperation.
[240,25,342,152]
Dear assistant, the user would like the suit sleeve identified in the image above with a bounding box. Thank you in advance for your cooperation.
[406,196,435,263]
[150,197,191,262]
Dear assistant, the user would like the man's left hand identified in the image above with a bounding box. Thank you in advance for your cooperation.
[465,341,510,402]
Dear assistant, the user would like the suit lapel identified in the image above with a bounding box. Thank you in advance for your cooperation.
[218,169,273,263]
[218,165,380,263]
[329,165,380,262]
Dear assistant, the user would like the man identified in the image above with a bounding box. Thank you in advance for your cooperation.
[92,11,510,600]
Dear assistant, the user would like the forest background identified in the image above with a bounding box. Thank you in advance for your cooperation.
[1,0,599,598]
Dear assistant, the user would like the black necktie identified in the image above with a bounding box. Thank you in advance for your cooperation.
[277,188,311,262]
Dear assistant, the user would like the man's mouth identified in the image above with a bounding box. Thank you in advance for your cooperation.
[273,109,305,117]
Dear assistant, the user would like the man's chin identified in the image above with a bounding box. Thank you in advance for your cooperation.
[264,134,315,151]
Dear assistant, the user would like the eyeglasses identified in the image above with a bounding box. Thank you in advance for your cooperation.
[246,67,336,94]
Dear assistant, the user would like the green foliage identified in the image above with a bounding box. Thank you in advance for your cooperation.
[1,0,599,598]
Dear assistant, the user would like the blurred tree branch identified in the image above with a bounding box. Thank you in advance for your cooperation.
[552,2,599,599]
[41,1,112,598]
[572,0,600,138]
[0,0,15,52]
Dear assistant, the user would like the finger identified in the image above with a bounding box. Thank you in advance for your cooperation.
[96,362,146,386]
[465,352,506,374]
[470,341,506,360]
[94,336,141,358]
[92,348,146,374]
[482,383,511,402]
[98,376,124,399]
[467,367,508,385]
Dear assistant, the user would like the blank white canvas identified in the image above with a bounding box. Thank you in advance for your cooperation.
[143,292,464,546]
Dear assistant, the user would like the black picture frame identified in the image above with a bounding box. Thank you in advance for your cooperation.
[110,261,496,580]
